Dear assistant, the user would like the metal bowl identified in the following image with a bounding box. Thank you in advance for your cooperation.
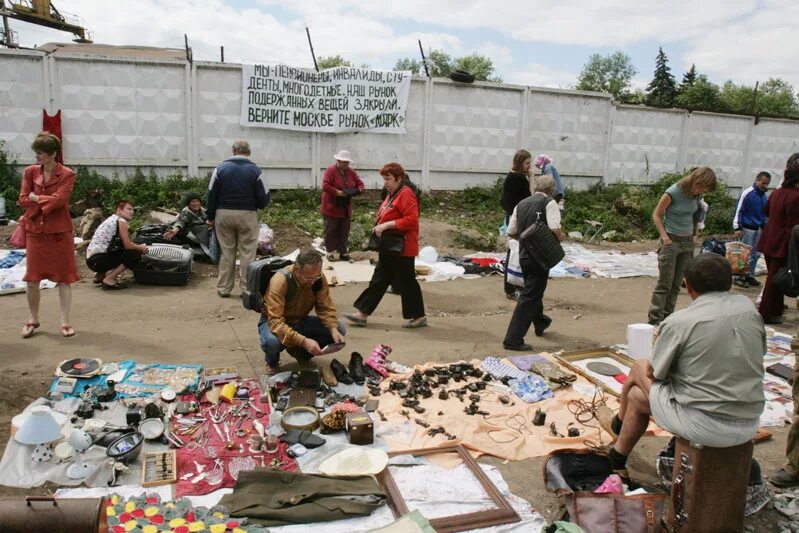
[106,432,144,463]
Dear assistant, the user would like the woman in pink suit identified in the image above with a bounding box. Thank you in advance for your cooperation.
[17,132,79,338]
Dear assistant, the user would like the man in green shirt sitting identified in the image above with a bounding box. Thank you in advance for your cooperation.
[599,253,765,477]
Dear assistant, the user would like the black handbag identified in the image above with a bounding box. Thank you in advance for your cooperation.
[519,220,564,270]
[774,225,799,298]
[366,231,404,255]
[106,218,125,254]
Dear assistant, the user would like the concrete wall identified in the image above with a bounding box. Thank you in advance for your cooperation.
[3,48,798,190]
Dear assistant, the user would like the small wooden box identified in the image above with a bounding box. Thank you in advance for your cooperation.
[346,411,374,445]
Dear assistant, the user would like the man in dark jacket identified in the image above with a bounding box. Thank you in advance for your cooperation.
[732,171,770,288]
[502,175,564,350]
[207,140,270,297]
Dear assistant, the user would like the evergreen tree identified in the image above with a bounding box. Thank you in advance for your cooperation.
[680,64,698,89]
[646,47,677,107]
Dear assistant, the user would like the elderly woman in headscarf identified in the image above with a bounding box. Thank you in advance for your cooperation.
[163,192,215,261]
[534,154,565,203]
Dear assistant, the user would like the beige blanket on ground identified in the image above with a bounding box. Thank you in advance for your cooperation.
[377,355,668,465]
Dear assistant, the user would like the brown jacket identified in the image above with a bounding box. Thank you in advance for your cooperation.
[264,268,338,347]
[18,163,76,234]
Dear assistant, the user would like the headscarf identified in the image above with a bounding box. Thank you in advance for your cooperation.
[534,154,552,170]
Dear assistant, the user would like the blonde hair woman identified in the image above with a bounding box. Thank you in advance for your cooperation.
[648,167,717,325]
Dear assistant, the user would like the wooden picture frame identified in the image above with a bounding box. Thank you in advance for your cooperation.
[377,444,520,533]
[555,347,635,397]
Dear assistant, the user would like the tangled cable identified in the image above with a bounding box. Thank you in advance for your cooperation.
[567,387,612,451]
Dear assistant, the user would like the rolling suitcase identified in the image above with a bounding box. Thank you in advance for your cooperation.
[663,437,753,532]
[241,257,293,313]
[132,244,193,286]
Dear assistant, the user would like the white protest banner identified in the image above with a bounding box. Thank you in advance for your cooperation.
[240,64,412,134]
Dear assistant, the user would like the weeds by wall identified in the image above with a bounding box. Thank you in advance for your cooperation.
[0,141,737,246]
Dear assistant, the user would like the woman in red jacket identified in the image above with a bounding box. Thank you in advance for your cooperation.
[320,150,364,261]
[757,153,799,324]
[344,162,427,329]
[17,132,79,338]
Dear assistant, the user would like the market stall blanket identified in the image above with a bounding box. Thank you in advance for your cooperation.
[48,360,203,399]
[374,356,666,463]
[57,460,547,533]
[0,249,57,295]
[558,243,659,278]
[0,398,167,489]
[173,379,298,497]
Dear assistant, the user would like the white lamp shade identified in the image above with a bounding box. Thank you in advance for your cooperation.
[14,411,62,445]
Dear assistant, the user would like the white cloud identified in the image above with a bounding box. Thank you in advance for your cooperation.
[7,0,797,89]
[505,63,575,88]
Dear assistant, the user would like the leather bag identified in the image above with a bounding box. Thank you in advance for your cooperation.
[773,225,799,297]
[366,231,404,255]
[10,216,26,249]
[544,448,666,533]
[519,220,564,270]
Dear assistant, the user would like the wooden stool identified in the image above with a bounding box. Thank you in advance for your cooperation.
[663,437,753,532]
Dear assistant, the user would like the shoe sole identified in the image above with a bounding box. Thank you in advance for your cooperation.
[402,318,428,329]
[344,313,367,327]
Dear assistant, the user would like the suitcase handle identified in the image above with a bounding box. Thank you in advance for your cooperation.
[26,496,57,506]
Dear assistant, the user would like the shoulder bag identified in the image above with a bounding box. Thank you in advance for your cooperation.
[519,217,564,270]
[106,218,125,254]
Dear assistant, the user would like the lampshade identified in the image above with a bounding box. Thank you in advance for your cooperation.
[67,429,93,453]
[14,410,62,445]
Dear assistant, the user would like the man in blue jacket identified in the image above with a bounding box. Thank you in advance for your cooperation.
[207,140,270,297]
[732,171,770,288]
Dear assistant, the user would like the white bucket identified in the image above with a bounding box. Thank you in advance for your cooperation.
[627,323,655,360]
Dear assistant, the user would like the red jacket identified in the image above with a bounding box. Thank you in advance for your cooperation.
[18,163,76,234]
[757,186,799,258]
[376,183,419,257]
[321,164,365,218]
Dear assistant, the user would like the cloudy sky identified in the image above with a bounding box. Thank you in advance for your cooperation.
[6,0,795,90]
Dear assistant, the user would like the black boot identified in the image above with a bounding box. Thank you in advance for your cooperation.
[348,352,365,384]
[330,359,353,384]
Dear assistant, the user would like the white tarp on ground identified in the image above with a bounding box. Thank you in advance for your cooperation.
[0,249,57,295]
[558,244,659,278]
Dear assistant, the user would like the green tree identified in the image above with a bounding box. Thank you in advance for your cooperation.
[675,75,722,112]
[453,53,501,82]
[679,64,698,91]
[719,78,799,118]
[394,57,421,74]
[645,47,677,107]
[317,55,369,70]
[317,55,351,69]
[575,51,637,100]
[394,49,500,81]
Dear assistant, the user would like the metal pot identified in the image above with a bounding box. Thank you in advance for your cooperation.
[106,432,143,463]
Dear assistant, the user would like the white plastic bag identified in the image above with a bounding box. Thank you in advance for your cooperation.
[507,239,524,287]
[258,223,274,254]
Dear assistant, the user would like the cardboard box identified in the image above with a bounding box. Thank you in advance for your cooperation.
[346,411,374,445]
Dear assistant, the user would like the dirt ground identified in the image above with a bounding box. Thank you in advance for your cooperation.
[0,221,792,529]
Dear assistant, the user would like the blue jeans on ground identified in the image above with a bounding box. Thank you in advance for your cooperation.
[739,228,761,277]
[258,315,346,367]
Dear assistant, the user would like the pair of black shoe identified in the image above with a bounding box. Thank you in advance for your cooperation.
[330,352,365,385]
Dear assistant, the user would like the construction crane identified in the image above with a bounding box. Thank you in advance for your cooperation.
[0,0,92,47]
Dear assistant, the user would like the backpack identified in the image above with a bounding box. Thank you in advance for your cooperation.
[241,259,323,313]
[241,257,293,312]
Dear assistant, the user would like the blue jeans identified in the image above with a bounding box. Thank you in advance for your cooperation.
[258,315,346,367]
[739,228,761,277]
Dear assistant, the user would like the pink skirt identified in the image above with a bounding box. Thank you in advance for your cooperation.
[24,231,80,283]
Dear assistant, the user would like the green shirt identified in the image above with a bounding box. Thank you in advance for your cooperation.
[664,183,700,236]
[651,292,766,419]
